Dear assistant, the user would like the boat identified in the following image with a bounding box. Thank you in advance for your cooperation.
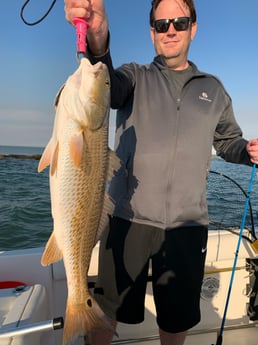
[0,170,258,345]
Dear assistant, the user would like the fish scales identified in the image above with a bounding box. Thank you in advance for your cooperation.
[38,58,119,345]
[61,126,108,294]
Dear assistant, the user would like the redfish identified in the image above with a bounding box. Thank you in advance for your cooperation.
[38,58,119,344]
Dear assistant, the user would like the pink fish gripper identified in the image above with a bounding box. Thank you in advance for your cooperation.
[73,17,89,58]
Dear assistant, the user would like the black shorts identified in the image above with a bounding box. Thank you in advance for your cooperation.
[94,216,208,333]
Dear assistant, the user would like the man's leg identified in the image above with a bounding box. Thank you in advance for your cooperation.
[159,328,187,345]
[152,227,208,343]
[90,218,153,345]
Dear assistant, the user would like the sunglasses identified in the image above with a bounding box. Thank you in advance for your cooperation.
[153,17,192,33]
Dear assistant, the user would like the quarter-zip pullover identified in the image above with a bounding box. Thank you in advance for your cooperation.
[88,51,251,230]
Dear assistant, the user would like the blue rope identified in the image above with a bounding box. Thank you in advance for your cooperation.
[214,163,256,345]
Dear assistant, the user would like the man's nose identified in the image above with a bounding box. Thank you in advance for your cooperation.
[167,22,176,34]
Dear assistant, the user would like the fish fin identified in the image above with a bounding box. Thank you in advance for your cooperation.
[38,139,59,176]
[95,192,114,244]
[62,296,115,345]
[41,232,63,266]
[108,148,121,175]
[50,142,59,176]
[69,130,84,167]
[95,149,121,243]
[38,139,53,172]
[105,148,121,188]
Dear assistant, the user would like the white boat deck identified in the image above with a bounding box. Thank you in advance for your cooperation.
[0,229,258,345]
[130,326,258,345]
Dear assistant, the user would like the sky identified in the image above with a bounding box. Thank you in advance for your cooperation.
[0,0,257,149]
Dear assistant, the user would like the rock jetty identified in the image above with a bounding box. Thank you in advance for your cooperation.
[0,154,41,160]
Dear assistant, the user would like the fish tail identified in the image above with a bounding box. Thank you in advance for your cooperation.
[62,296,114,345]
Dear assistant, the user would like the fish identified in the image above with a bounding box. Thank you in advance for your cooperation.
[38,57,119,345]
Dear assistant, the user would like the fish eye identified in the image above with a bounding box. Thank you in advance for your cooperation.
[87,298,92,307]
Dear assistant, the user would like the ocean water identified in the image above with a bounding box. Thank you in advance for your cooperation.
[0,146,52,251]
[0,145,258,252]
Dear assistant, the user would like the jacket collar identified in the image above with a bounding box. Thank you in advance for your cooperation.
[153,55,205,77]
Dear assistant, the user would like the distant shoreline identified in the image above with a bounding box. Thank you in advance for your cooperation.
[0,153,220,161]
[0,154,41,160]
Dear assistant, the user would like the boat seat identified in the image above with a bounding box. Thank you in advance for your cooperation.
[0,284,47,345]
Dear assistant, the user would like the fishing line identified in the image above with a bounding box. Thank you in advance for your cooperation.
[212,163,257,345]
[208,170,256,239]
[20,0,57,26]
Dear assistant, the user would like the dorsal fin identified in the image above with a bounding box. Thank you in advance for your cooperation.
[95,148,121,244]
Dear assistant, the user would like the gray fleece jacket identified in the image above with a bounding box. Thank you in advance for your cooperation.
[88,51,251,230]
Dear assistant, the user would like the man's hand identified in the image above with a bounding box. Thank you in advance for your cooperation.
[247,139,258,164]
[64,0,108,55]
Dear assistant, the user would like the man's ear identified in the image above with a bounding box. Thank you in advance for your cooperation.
[191,22,198,41]
[150,27,155,45]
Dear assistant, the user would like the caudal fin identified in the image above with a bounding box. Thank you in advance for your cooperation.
[62,296,114,345]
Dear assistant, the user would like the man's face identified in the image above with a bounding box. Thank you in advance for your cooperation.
[150,0,197,69]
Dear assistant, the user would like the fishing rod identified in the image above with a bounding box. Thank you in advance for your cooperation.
[212,163,257,345]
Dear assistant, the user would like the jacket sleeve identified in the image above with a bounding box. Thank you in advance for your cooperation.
[213,100,252,166]
[86,34,134,109]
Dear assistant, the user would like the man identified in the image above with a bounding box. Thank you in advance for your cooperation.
[65,1,258,344]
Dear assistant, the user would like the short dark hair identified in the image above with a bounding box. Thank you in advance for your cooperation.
[149,0,197,27]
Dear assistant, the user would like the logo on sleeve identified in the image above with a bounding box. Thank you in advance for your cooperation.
[199,92,212,103]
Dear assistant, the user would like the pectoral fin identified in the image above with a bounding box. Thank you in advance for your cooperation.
[69,130,84,167]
